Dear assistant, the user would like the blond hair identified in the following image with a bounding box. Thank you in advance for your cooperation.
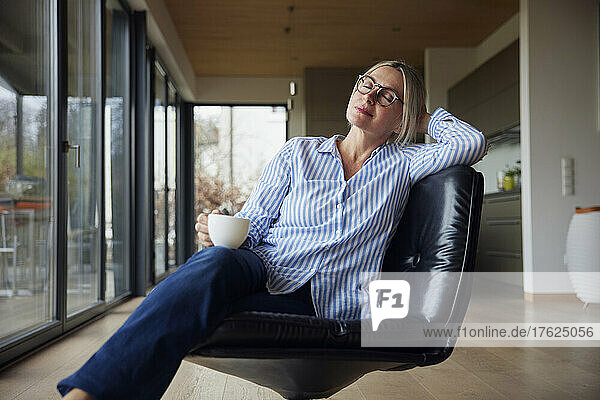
[360,60,426,146]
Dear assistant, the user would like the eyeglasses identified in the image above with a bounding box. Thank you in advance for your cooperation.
[355,74,403,107]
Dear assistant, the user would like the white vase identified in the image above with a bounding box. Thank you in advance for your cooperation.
[565,207,600,306]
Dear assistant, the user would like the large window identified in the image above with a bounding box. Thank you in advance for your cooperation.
[0,0,55,343]
[105,0,130,301]
[1,0,135,366]
[152,61,178,280]
[0,0,193,366]
[193,105,286,249]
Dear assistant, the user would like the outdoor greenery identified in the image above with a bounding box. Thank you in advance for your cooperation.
[193,107,248,217]
[194,172,247,216]
[0,94,48,193]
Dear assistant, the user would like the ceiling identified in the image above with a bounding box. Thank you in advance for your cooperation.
[163,0,518,77]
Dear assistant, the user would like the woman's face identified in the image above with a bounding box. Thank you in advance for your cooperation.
[346,66,404,138]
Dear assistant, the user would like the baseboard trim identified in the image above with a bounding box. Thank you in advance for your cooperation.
[523,292,579,302]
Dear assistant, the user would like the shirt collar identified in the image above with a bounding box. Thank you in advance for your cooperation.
[317,134,388,157]
[317,134,346,154]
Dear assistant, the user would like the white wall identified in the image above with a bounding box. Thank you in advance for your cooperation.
[475,14,520,68]
[520,0,600,293]
[195,77,306,139]
[424,48,476,114]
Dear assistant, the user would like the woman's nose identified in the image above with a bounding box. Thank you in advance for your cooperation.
[362,90,376,104]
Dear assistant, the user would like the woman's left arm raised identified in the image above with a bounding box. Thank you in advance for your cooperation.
[408,107,489,185]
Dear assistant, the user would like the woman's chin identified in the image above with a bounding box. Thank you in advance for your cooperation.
[347,113,372,130]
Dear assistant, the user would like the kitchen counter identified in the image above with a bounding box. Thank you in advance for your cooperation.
[484,189,521,197]
[476,189,522,274]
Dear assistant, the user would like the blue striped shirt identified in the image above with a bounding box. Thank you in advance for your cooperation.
[235,107,488,320]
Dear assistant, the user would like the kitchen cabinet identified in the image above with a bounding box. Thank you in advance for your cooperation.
[476,191,522,272]
[448,40,519,137]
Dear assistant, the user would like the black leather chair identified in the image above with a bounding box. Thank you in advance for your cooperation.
[186,165,484,399]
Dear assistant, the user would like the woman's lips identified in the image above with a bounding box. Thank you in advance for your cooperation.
[355,106,373,117]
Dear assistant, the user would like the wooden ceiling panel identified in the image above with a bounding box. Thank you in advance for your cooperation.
[163,0,518,76]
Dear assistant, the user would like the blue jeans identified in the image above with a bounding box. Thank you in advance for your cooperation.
[57,246,315,399]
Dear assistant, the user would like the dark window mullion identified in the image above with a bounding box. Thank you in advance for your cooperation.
[148,48,155,286]
[98,0,106,302]
[178,101,195,264]
[132,12,151,295]
[56,0,68,331]
[123,5,133,297]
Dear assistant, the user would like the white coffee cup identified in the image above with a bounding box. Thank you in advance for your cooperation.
[207,214,250,249]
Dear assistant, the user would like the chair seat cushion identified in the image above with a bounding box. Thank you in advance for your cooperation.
[197,311,362,349]
[192,311,450,366]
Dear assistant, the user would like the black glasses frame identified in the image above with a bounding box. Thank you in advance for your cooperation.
[355,74,403,107]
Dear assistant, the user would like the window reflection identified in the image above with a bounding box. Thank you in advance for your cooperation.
[105,0,130,301]
[167,84,176,269]
[153,67,166,278]
[0,0,54,342]
[66,0,101,314]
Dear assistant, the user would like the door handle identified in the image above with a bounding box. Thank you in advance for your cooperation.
[62,141,80,168]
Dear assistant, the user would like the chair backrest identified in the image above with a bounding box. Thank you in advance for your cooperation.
[380,165,483,335]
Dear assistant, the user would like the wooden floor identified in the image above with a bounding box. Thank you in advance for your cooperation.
[1,297,599,400]
[0,269,121,340]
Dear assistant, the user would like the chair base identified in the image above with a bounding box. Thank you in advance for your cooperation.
[185,356,411,399]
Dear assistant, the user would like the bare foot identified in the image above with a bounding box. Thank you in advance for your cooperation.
[63,388,95,400]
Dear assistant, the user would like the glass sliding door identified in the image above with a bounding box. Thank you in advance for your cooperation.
[0,0,56,343]
[153,65,166,278]
[166,84,177,270]
[1,0,137,365]
[66,0,102,314]
[104,0,130,301]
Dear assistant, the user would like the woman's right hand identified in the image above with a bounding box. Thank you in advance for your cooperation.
[195,209,222,248]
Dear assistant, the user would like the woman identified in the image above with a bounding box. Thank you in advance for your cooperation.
[58,60,488,399]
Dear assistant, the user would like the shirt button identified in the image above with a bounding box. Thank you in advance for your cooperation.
[336,229,341,234]
[337,204,342,209]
